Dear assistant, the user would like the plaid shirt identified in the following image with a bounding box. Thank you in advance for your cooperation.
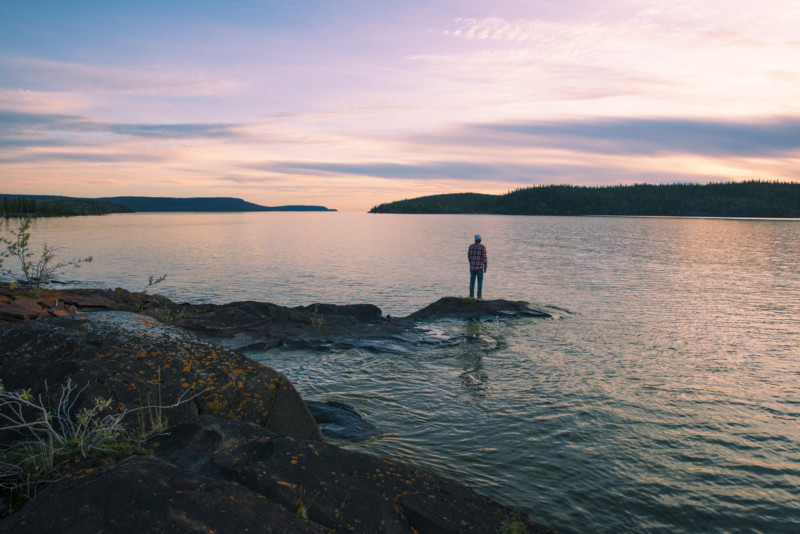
[468,242,487,271]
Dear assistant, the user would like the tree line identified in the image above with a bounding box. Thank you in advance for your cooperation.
[369,181,800,218]
[1,196,132,217]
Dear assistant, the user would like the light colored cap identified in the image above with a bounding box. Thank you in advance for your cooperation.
[474,234,481,241]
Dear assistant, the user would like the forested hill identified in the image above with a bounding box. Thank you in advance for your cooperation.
[1,195,132,217]
[369,182,800,218]
[1,195,336,216]
[97,196,336,212]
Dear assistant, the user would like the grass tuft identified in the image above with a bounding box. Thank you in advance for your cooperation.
[0,377,204,515]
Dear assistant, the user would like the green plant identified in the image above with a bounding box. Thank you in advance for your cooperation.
[0,216,93,296]
[497,520,528,534]
[310,304,324,329]
[135,274,167,312]
[135,368,169,440]
[0,377,204,512]
[153,305,187,323]
[143,274,167,294]
[294,487,319,519]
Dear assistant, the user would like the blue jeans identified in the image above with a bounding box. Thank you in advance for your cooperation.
[470,269,484,299]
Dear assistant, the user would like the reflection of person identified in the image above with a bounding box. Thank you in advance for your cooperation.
[468,234,488,299]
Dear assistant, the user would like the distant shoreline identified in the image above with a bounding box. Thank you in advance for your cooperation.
[369,181,800,218]
[1,194,337,217]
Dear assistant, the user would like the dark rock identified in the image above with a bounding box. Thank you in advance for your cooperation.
[232,340,276,351]
[171,300,386,345]
[159,415,549,534]
[306,400,380,442]
[0,312,322,442]
[60,292,116,309]
[301,302,383,324]
[407,296,552,322]
[0,285,552,356]
[0,298,42,321]
[2,415,551,533]
[0,454,325,534]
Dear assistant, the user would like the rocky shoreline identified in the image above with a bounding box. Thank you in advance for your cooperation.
[0,282,552,348]
[0,283,555,533]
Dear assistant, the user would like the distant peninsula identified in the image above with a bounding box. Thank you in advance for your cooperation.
[1,195,336,216]
[369,181,799,218]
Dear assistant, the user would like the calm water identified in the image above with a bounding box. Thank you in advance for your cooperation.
[14,213,800,533]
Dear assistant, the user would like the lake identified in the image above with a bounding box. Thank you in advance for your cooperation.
[14,212,800,533]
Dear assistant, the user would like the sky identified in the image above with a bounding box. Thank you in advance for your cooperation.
[1,0,799,212]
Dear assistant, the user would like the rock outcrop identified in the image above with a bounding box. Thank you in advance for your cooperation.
[0,282,151,321]
[407,296,551,322]
[0,311,554,533]
[0,283,554,354]
[306,400,380,442]
[0,311,321,441]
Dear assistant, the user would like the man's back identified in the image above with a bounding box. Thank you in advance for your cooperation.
[468,242,487,271]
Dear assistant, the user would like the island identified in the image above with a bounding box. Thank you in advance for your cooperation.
[0,283,554,533]
[0,195,337,217]
[369,181,800,218]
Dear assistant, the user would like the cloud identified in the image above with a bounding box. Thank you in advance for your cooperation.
[0,138,64,148]
[443,17,590,43]
[0,89,93,114]
[0,152,164,164]
[0,55,246,96]
[0,110,245,140]
[474,117,800,157]
[243,155,759,192]
[108,123,242,139]
[249,159,613,183]
[425,9,800,115]
[443,3,800,46]
[0,110,100,134]
[254,161,508,180]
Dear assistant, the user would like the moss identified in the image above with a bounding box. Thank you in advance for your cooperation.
[497,520,529,534]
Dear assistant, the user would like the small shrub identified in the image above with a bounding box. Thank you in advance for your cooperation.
[0,216,93,296]
[136,274,167,311]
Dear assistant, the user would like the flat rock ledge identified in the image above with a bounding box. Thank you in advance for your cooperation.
[0,311,554,533]
[0,283,553,352]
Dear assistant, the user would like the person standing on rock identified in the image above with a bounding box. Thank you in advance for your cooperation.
[468,234,488,300]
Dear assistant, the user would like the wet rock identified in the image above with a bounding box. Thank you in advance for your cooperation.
[301,302,383,323]
[407,296,551,322]
[306,400,380,442]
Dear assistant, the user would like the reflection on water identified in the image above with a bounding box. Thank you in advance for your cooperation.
[18,213,800,533]
[456,321,494,396]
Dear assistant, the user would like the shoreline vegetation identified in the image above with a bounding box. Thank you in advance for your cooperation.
[0,195,337,217]
[369,180,800,218]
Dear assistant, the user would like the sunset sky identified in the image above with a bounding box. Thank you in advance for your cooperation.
[1,0,799,212]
